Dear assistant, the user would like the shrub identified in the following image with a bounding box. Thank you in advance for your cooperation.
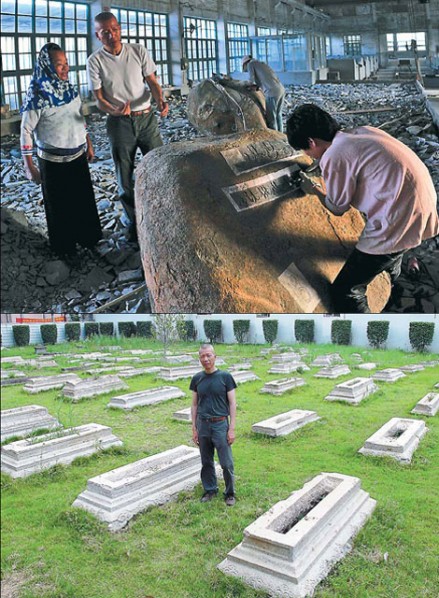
[294,320,314,343]
[99,322,114,337]
[367,320,390,348]
[40,324,57,345]
[233,320,250,344]
[262,319,278,344]
[203,320,222,344]
[409,322,435,353]
[177,320,196,342]
[65,323,80,342]
[12,325,30,347]
[137,321,153,338]
[84,322,99,338]
[331,320,352,345]
[118,322,136,338]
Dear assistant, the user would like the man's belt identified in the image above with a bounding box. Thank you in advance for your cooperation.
[130,107,151,116]
[201,416,227,422]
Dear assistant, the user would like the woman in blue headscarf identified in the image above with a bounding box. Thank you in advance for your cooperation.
[20,43,102,257]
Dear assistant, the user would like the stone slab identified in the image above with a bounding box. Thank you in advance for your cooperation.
[218,472,376,597]
[1,423,122,478]
[173,407,192,422]
[228,363,252,372]
[108,386,185,410]
[252,409,320,437]
[1,369,25,379]
[411,393,439,417]
[261,377,306,395]
[158,366,200,381]
[359,418,428,463]
[310,354,343,367]
[118,366,164,378]
[372,368,406,382]
[400,364,425,373]
[1,356,26,365]
[314,365,351,379]
[325,377,378,404]
[23,374,81,393]
[62,375,128,401]
[232,371,261,384]
[357,363,377,370]
[1,405,61,442]
[271,353,303,363]
[268,362,309,374]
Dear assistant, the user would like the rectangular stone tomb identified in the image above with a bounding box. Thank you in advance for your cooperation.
[1,405,61,442]
[108,386,185,410]
[86,366,131,374]
[164,354,196,364]
[359,418,428,463]
[315,365,351,379]
[62,375,128,401]
[252,409,320,437]
[72,445,209,531]
[400,364,425,373]
[1,369,25,379]
[311,354,343,367]
[357,363,377,371]
[271,353,303,363]
[1,356,26,365]
[232,371,261,384]
[411,393,439,417]
[228,363,252,372]
[158,366,200,381]
[261,377,306,395]
[218,472,376,598]
[173,407,192,422]
[1,423,122,478]
[23,374,81,393]
[372,368,406,382]
[269,362,309,375]
[325,378,378,404]
[118,366,163,378]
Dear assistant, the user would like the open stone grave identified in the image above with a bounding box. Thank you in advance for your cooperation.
[62,375,128,401]
[1,423,122,478]
[158,365,201,381]
[218,472,376,598]
[23,374,81,393]
[261,377,306,395]
[173,407,192,422]
[359,418,428,463]
[314,365,351,379]
[252,409,320,437]
[400,364,425,373]
[324,378,378,405]
[108,386,185,410]
[231,370,261,384]
[310,354,343,367]
[411,393,439,417]
[269,362,309,375]
[1,405,61,442]
[72,445,218,532]
[372,368,406,382]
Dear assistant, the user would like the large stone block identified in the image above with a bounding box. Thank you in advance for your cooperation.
[372,368,406,382]
[23,374,81,393]
[314,365,351,379]
[310,354,343,367]
[158,366,201,381]
[1,369,25,379]
[357,362,377,371]
[62,375,128,401]
[173,407,192,422]
[400,364,425,373]
[359,418,428,463]
[72,445,209,531]
[1,405,61,442]
[271,353,303,363]
[108,386,185,410]
[218,472,376,597]
[252,409,320,437]
[232,370,260,384]
[411,393,439,417]
[228,363,253,372]
[1,356,26,365]
[269,362,309,374]
[325,377,378,404]
[261,377,306,395]
[118,366,163,378]
[1,423,122,478]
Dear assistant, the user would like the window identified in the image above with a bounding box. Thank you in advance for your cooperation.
[183,16,217,82]
[0,0,90,109]
[110,8,170,85]
[226,22,249,74]
[343,34,361,56]
[255,26,272,63]
[386,31,426,52]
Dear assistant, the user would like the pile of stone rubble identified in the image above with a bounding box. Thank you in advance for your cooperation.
[1,83,437,313]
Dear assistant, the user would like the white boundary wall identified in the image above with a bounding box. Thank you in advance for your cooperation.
[1,315,438,353]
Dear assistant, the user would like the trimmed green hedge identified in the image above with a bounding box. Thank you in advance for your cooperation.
[137,321,153,338]
[99,322,114,336]
[84,322,99,338]
[409,322,435,353]
[294,320,314,343]
[331,320,352,345]
[12,325,30,347]
[262,319,278,344]
[178,320,196,342]
[65,323,80,342]
[118,322,136,338]
[367,321,390,348]
[204,320,222,344]
[233,320,250,344]
[40,324,57,345]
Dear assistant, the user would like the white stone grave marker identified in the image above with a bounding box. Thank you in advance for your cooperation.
[411,393,439,417]
[63,375,128,401]
[108,386,185,410]
[1,405,61,442]
[261,377,306,395]
[325,377,378,404]
[252,409,320,437]
[359,418,428,463]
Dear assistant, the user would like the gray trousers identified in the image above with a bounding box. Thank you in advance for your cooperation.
[266,92,285,132]
[197,418,235,497]
[106,111,163,225]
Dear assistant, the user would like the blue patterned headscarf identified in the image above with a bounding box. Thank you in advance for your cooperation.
[20,43,78,113]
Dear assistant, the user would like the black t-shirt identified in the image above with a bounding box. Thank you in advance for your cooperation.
[189,369,237,417]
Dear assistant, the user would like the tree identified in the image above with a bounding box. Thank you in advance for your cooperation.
[152,314,185,355]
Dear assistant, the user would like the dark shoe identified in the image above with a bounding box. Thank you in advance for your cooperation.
[225,495,236,507]
[200,491,216,503]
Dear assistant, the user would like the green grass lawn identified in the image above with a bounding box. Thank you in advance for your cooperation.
[1,339,438,598]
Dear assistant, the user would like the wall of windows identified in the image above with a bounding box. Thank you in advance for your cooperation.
[183,16,217,82]
[110,7,169,85]
[343,34,361,56]
[386,31,426,53]
[1,0,89,109]
[226,22,249,74]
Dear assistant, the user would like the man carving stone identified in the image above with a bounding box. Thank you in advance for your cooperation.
[190,344,237,506]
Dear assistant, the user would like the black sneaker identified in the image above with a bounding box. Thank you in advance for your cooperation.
[200,491,216,503]
[225,495,236,507]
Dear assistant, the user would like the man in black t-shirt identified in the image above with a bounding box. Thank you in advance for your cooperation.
[190,343,237,506]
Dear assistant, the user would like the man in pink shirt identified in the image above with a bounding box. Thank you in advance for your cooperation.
[286,104,438,313]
